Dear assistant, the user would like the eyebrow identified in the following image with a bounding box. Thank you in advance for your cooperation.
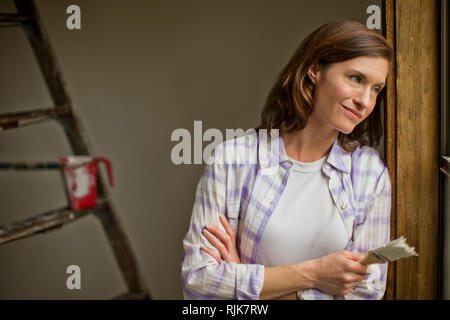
[348,69,386,87]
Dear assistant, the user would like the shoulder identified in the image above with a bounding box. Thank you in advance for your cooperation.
[350,145,390,197]
[351,145,386,176]
[211,130,259,165]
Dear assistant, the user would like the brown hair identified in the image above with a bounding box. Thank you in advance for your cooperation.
[256,20,393,152]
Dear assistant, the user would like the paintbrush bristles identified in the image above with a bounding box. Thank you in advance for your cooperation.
[371,236,418,262]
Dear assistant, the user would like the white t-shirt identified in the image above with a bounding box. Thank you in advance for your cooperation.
[255,154,349,267]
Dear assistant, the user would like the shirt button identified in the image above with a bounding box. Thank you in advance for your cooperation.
[341,202,348,210]
[324,164,330,169]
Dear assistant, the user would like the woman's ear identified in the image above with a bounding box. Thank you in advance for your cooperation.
[307,63,320,84]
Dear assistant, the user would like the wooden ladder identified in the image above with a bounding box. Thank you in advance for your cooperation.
[0,0,150,300]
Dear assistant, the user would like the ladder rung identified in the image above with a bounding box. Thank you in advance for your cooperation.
[0,105,71,129]
[0,162,60,171]
[0,199,108,245]
[0,13,33,23]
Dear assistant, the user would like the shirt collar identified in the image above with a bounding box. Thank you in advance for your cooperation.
[258,132,351,174]
[325,138,352,174]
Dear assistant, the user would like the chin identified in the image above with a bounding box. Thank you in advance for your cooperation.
[338,125,356,135]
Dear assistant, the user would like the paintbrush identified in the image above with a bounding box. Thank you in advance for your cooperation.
[359,236,418,265]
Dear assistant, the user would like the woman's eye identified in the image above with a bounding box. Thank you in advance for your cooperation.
[350,75,361,82]
[373,87,381,94]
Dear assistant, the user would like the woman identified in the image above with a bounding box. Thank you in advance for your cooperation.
[181,20,393,300]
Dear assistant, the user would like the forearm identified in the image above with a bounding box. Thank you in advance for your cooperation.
[272,291,300,300]
[182,250,266,300]
[259,260,316,300]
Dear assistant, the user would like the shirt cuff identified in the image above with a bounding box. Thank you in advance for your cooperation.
[235,263,265,300]
[297,288,334,300]
[344,264,383,300]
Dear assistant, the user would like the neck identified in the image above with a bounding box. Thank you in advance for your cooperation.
[282,122,338,163]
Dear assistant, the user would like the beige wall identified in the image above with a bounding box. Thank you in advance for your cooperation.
[0,0,382,299]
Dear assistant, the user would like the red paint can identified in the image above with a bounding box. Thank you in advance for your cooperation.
[59,156,114,211]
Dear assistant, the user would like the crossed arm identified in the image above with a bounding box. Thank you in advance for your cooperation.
[200,215,369,300]
[182,161,390,300]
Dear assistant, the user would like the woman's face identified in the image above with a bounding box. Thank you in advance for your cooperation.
[308,56,389,134]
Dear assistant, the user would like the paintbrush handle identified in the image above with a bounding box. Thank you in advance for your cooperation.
[359,252,386,265]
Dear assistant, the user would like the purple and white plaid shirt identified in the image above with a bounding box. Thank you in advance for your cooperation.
[181,130,391,300]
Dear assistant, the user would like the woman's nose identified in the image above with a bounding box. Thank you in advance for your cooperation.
[353,88,373,109]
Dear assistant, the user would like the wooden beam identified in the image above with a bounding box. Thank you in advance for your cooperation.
[13,0,89,155]
[382,0,398,300]
[0,105,71,129]
[0,200,108,245]
[112,291,151,300]
[0,162,60,170]
[0,13,32,23]
[395,0,440,299]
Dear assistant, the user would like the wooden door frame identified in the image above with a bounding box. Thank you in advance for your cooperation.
[382,0,441,299]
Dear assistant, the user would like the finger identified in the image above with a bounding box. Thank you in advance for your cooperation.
[343,252,369,275]
[345,272,366,283]
[205,224,232,248]
[342,288,356,296]
[343,281,363,294]
[348,280,361,288]
[354,261,369,275]
[203,229,228,257]
[200,246,222,264]
[219,215,236,241]
[347,262,368,276]
[346,251,365,261]
[201,246,222,263]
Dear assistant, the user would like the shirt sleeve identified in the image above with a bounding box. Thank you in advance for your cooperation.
[342,164,392,300]
[181,162,265,300]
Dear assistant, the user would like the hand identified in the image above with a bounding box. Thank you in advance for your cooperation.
[310,250,369,296]
[200,215,241,264]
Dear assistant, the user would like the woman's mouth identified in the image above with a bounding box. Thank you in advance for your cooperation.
[342,105,362,120]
